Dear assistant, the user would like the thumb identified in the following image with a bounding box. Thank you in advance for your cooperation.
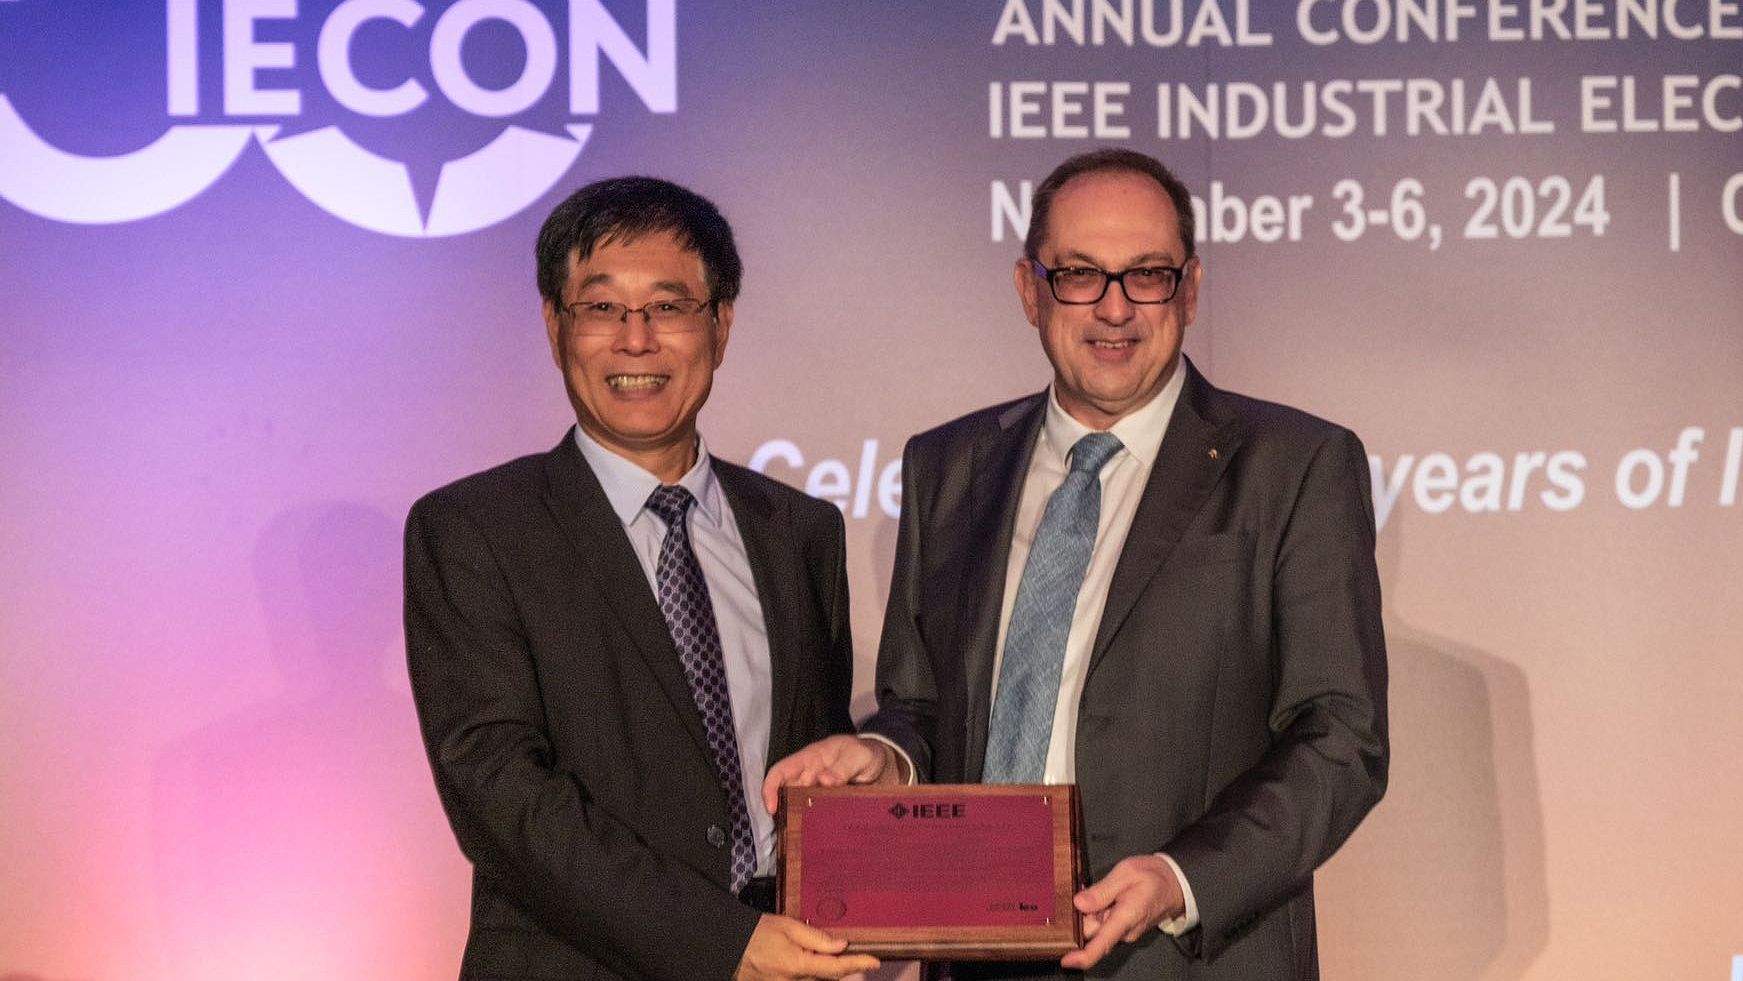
[1074,876,1122,914]
[760,765,788,815]
[779,916,849,954]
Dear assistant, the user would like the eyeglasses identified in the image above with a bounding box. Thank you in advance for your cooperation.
[1031,259,1189,305]
[561,297,715,335]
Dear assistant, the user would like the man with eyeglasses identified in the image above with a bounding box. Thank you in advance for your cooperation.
[766,149,1388,980]
[405,177,880,981]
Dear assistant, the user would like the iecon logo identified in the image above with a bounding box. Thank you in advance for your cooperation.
[0,0,675,237]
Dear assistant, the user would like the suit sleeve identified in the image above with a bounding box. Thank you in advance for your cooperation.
[404,494,761,981]
[858,437,938,781]
[1163,428,1389,960]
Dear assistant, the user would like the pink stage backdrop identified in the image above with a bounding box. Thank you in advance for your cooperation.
[2,2,1739,978]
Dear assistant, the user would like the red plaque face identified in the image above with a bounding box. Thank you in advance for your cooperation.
[778,784,1083,960]
[799,792,1056,928]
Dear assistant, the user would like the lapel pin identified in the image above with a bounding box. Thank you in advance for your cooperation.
[1208,448,1220,460]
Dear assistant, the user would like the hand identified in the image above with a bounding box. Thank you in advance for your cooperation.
[733,914,881,981]
[1060,854,1185,971]
[761,735,907,815]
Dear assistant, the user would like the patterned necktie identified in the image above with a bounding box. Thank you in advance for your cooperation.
[645,484,756,892]
[983,431,1125,784]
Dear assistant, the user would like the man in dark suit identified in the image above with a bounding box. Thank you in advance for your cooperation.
[406,177,881,981]
[765,150,1388,979]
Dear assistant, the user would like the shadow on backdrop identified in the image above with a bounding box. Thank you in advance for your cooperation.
[1318,512,1549,980]
[150,502,467,981]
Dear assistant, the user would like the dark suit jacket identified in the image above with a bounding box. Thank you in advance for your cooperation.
[862,359,1388,980]
[405,433,855,980]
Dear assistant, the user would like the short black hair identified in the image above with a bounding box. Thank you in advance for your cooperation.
[535,176,743,306]
[1024,148,1197,262]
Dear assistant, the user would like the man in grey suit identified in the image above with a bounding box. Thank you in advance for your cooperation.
[406,177,881,980]
[764,149,1388,979]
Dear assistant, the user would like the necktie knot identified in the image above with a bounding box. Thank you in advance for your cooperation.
[646,484,696,528]
[1069,431,1123,475]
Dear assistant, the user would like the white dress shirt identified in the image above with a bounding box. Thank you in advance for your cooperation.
[987,358,1201,934]
[573,427,778,876]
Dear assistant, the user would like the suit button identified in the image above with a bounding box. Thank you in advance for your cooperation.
[707,825,726,848]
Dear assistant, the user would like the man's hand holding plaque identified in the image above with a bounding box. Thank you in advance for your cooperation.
[761,735,910,815]
[1063,854,1187,971]
[733,915,881,981]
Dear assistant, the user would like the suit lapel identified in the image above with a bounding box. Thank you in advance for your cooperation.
[712,463,801,765]
[1088,360,1241,676]
[960,395,1047,782]
[541,435,713,758]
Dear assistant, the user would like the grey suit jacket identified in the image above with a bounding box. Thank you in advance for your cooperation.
[862,359,1388,980]
[405,433,855,980]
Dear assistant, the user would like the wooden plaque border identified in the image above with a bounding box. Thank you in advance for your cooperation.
[776,784,1083,961]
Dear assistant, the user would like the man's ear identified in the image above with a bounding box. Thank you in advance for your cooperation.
[709,300,733,369]
[1178,255,1203,327]
[1014,257,1042,327]
[542,299,564,366]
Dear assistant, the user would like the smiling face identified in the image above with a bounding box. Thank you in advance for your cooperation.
[1015,169,1201,430]
[543,230,732,482]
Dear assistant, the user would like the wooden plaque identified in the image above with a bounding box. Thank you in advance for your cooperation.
[776,784,1083,961]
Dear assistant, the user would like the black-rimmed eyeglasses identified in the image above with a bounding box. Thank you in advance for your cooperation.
[1030,259,1189,305]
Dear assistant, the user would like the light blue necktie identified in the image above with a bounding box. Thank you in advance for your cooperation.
[984,431,1124,784]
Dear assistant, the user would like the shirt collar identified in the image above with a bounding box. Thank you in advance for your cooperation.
[571,426,724,529]
[1041,353,1185,469]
